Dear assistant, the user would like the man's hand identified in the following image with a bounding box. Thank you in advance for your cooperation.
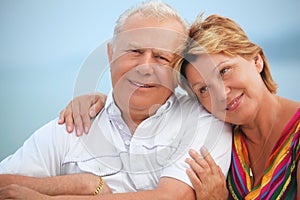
[185,147,228,200]
[58,92,107,136]
[0,173,112,196]
[0,181,111,200]
[0,184,50,200]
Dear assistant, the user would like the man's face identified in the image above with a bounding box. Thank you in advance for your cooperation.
[108,13,186,117]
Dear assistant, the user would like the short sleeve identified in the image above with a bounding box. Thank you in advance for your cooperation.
[0,118,73,177]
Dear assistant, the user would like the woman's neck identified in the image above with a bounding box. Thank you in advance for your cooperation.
[240,93,281,144]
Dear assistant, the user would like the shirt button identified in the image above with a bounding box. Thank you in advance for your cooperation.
[124,140,130,146]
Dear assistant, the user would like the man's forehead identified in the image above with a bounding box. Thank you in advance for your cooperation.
[114,27,185,52]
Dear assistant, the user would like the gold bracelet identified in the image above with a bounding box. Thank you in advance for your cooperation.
[93,176,104,195]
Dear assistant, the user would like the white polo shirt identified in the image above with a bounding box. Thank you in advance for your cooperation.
[0,92,232,193]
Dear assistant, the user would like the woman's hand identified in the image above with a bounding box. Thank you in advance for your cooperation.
[185,147,228,200]
[58,92,107,136]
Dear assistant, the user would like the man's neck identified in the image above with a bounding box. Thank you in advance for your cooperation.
[121,112,147,134]
[111,92,172,134]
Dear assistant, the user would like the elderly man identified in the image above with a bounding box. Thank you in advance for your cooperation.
[0,1,231,199]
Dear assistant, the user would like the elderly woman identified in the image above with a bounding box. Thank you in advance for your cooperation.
[179,14,300,199]
[58,14,299,199]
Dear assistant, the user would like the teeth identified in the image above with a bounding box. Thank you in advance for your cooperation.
[228,99,238,109]
[130,80,151,88]
[226,96,240,110]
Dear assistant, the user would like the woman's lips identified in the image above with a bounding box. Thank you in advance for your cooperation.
[226,94,243,111]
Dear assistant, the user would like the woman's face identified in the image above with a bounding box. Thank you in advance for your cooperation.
[185,53,265,125]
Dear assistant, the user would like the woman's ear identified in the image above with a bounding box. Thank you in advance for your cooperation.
[254,54,264,73]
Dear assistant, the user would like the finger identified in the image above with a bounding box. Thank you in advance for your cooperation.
[89,95,106,118]
[185,157,211,185]
[72,99,84,136]
[60,107,74,133]
[185,157,204,175]
[63,101,76,133]
[58,109,66,124]
[189,149,210,169]
[186,168,202,190]
[82,115,91,134]
[188,149,214,184]
[200,146,220,174]
[89,105,98,118]
[64,109,75,133]
[79,97,92,134]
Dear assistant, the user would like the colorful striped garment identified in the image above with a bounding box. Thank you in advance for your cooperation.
[227,109,300,199]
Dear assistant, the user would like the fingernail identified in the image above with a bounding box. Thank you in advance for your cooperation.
[76,129,82,137]
[67,126,72,132]
[200,146,208,157]
[84,126,89,133]
[90,110,95,117]
[190,149,197,154]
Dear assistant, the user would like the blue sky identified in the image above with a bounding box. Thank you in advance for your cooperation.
[0,0,299,159]
[1,0,299,69]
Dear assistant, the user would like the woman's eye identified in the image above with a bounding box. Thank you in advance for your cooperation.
[220,67,230,76]
[199,86,208,94]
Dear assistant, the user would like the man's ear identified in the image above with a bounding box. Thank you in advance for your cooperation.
[107,43,113,63]
[254,54,264,73]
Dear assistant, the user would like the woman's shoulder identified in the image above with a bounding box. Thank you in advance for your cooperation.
[279,97,300,119]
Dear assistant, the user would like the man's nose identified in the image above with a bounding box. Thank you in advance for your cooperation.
[136,52,155,75]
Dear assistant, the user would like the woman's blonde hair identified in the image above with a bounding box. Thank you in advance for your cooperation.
[174,14,277,94]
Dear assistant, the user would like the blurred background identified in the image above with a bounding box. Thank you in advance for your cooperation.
[0,0,299,160]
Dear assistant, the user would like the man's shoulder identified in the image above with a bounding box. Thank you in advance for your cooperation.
[173,92,210,116]
[32,118,80,144]
[176,93,196,105]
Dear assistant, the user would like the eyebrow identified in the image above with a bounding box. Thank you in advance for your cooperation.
[213,60,231,72]
[191,81,204,88]
[153,49,174,57]
[127,42,174,56]
[127,42,142,49]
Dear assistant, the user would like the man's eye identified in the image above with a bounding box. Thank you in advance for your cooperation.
[129,49,142,54]
[154,55,170,63]
[159,56,170,62]
[199,86,208,94]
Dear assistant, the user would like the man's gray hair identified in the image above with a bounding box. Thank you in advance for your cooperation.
[113,0,189,37]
